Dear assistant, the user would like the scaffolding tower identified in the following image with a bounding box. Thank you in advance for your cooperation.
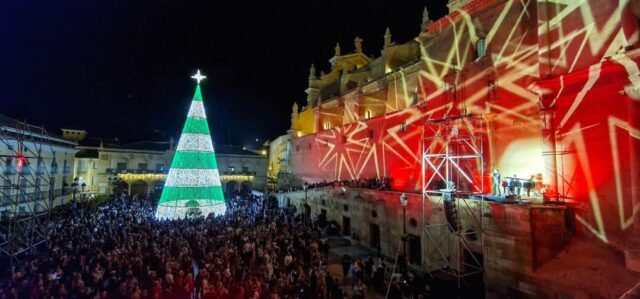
[0,120,57,266]
[421,114,485,288]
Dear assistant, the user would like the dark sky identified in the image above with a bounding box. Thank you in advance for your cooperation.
[1,0,448,146]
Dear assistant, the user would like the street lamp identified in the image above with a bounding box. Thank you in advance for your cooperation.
[400,193,408,258]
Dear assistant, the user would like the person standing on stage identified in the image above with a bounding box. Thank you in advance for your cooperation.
[492,169,501,196]
[526,175,534,197]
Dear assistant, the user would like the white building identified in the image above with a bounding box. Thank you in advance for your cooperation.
[74,139,268,197]
[267,134,292,189]
[74,140,174,197]
[0,114,78,216]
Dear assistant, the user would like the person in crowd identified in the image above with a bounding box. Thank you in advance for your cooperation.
[274,177,393,193]
[1,189,435,298]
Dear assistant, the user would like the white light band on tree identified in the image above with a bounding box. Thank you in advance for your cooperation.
[164,168,221,187]
[176,133,215,152]
[187,101,206,119]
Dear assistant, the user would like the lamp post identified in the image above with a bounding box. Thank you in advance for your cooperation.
[400,193,408,258]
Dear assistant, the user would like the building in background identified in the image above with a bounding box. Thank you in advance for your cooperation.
[0,114,78,215]
[73,136,268,197]
[281,0,640,278]
[73,139,174,198]
[215,145,268,195]
[61,128,88,142]
[267,134,292,190]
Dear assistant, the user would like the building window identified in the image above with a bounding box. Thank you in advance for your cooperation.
[92,161,98,169]
[4,158,13,175]
[78,160,86,172]
[476,38,487,59]
[20,159,30,174]
[228,166,235,172]
[156,164,165,172]
[343,204,349,212]
[323,122,331,130]
[242,166,249,173]
[50,159,58,175]
[364,110,373,119]
[138,163,147,171]
[409,218,418,227]
[116,162,126,171]
[37,158,45,175]
[63,159,69,174]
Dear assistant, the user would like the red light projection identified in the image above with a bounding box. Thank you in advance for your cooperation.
[289,0,640,247]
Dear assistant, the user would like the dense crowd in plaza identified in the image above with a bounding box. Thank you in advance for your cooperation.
[276,177,392,194]
[0,192,431,299]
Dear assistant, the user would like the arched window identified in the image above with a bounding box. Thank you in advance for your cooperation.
[364,110,373,119]
[476,38,487,59]
[323,122,331,130]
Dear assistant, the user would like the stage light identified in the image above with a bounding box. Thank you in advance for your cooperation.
[497,138,545,183]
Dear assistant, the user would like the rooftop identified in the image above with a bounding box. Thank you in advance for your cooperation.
[0,113,75,146]
[78,138,264,157]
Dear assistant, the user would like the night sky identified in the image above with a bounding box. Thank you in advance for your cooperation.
[1,0,448,146]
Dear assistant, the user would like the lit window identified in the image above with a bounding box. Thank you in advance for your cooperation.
[323,122,331,130]
[364,110,372,119]
[476,38,487,59]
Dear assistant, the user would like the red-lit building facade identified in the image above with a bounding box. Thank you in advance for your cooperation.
[287,0,640,262]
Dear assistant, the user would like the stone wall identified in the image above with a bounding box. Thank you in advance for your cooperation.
[275,187,574,298]
[275,187,426,262]
[484,203,572,298]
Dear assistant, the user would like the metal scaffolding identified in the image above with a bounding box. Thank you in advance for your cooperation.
[421,114,485,288]
[0,120,57,265]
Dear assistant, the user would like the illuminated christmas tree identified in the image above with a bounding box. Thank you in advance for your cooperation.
[155,70,226,220]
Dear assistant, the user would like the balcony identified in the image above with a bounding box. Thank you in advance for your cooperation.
[220,171,256,176]
[106,168,167,175]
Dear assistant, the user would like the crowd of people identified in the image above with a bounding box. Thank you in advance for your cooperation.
[0,190,432,299]
[275,177,392,194]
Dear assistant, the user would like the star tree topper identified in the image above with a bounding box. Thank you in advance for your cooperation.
[191,69,206,84]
